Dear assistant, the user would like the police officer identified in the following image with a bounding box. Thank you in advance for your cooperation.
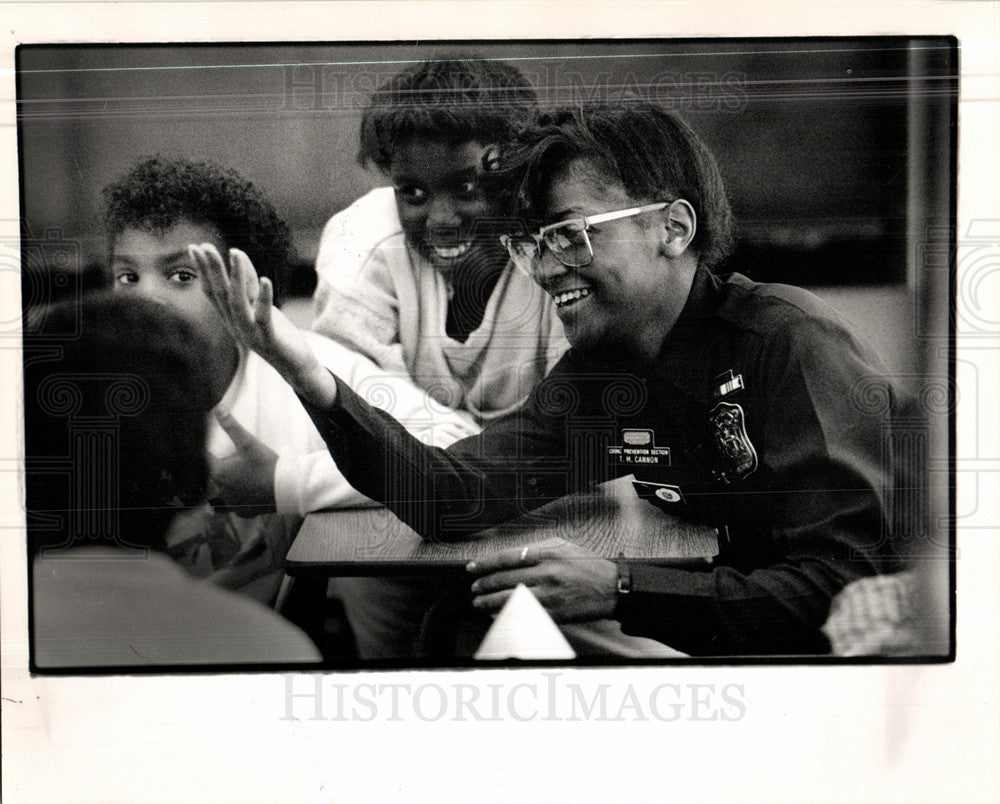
[198,103,906,655]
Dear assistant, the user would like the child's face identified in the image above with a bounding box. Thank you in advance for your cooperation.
[111,221,239,404]
[389,137,509,281]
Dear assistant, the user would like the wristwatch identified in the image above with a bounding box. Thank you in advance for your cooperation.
[614,559,632,596]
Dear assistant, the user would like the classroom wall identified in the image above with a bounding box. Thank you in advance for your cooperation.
[18,40,918,275]
[17,38,955,378]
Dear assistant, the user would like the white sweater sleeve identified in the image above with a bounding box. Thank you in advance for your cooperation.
[281,187,517,516]
[273,451,369,516]
[312,188,411,378]
[271,333,481,517]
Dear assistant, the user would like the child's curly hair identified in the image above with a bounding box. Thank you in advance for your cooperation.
[102,156,294,303]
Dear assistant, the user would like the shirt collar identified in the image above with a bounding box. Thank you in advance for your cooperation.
[645,266,728,399]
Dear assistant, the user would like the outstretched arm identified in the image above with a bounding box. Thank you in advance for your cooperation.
[193,244,337,409]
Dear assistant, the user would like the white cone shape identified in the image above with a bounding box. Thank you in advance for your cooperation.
[474,583,576,660]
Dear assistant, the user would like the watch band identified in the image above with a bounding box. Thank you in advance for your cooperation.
[614,559,632,595]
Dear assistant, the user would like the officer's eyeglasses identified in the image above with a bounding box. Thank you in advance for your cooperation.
[500,201,671,275]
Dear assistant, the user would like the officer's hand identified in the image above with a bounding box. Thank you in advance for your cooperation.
[467,538,619,623]
[194,243,338,408]
[208,408,278,518]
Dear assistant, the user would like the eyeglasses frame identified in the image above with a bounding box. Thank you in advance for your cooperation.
[500,200,672,271]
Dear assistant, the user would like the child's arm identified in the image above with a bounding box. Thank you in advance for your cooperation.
[193,244,338,409]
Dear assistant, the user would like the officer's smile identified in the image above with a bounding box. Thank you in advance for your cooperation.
[552,285,592,309]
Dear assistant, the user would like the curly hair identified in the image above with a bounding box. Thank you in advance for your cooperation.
[102,156,294,303]
[494,103,735,270]
[24,292,216,555]
[357,55,539,173]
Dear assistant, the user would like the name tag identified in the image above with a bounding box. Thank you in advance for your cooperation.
[607,429,671,466]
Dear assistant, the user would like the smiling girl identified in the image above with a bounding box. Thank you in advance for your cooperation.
[312,56,567,424]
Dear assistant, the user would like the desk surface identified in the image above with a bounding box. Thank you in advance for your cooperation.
[287,476,719,575]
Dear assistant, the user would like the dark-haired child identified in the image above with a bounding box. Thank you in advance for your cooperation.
[26,293,322,666]
[104,156,480,604]
[313,56,567,420]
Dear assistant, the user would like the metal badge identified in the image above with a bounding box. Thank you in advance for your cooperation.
[708,401,758,483]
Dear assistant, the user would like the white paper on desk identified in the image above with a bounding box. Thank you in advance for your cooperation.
[474,584,576,661]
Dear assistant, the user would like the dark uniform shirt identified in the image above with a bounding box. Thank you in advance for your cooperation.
[306,268,906,655]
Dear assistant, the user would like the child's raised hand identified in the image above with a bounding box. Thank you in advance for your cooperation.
[193,243,338,408]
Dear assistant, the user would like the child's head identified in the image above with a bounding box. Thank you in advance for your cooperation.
[103,156,293,302]
[357,56,538,172]
[357,56,538,277]
[24,292,216,555]
[102,156,294,400]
